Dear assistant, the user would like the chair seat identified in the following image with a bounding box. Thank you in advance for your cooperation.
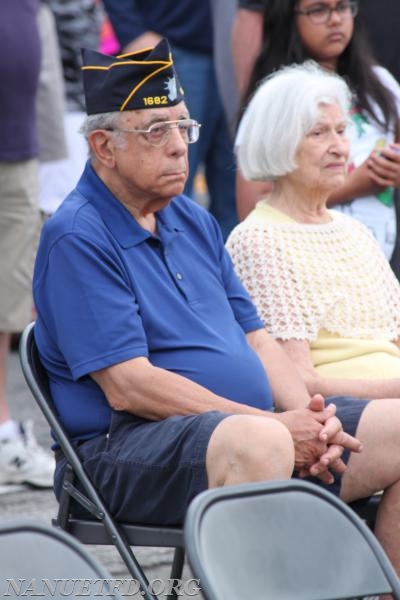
[62,517,183,547]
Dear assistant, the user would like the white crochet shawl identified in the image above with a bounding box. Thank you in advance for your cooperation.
[226,207,400,342]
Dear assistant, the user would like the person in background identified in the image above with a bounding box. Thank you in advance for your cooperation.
[358,0,400,84]
[102,0,238,240]
[209,0,240,138]
[232,0,400,97]
[232,0,400,273]
[32,41,400,580]
[36,1,69,216]
[232,0,265,100]
[0,0,54,488]
[38,0,102,216]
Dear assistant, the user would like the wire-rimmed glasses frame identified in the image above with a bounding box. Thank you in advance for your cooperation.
[295,0,358,25]
[108,118,201,147]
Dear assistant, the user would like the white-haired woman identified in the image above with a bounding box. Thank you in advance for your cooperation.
[227,61,400,400]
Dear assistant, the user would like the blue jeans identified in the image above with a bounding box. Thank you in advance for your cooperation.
[171,45,237,240]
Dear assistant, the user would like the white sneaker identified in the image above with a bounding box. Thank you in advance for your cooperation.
[0,420,55,488]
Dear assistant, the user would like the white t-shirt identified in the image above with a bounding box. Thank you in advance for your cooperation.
[336,66,400,260]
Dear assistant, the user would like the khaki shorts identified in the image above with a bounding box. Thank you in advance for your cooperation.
[0,160,40,332]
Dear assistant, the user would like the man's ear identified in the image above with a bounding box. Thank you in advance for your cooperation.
[88,130,117,167]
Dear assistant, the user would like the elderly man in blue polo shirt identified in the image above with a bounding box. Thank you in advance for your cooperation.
[33,39,400,572]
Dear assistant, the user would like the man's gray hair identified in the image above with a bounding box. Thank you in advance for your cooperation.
[236,61,352,181]
[80,112,127,158]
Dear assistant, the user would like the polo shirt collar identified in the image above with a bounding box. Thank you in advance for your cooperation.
[76,162,184,248]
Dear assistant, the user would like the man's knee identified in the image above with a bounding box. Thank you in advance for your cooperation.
[206,414,294,488]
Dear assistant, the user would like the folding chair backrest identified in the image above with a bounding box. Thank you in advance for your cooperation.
[184,479,400,600]
[19,322,184,600]
[19,322,100,508]
[0,520,122,598]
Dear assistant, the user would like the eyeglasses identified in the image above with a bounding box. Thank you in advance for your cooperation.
[295,1,358,24]
[108,119,201,147]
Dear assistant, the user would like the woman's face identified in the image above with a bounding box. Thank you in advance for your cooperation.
[288,103,349,195]
[295,1,355,69]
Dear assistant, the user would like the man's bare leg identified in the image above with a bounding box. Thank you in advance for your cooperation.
[206,414,295,487]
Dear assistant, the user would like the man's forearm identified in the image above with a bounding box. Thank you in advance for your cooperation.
[246,329,312,410]
[91,355,271,421]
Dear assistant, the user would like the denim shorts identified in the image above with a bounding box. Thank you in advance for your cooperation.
[54,396,369,525]
[54,409,228,525]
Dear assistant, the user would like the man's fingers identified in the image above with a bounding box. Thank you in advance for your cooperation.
[309,444,346,476]
[307,394,325,412]
[330,430,363,453]
[306,461,335,484]
[307,395,337,420]
[318,413,341,441]
[329,457,347,475]
[315,469,335,485]
[295,465,334,484]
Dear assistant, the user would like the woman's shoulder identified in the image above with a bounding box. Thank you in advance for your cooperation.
[225,202,283,251]
[227,202,290,238]
[330,208,371,229]
[244,201,294,224]
[330,209,385,247]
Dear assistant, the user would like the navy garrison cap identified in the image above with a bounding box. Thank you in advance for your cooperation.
[81,38,185,115]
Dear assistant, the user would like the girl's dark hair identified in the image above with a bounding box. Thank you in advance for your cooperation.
[242,0,397,131]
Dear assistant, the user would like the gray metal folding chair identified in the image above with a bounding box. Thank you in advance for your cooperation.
[0,520,122,598]
[19,322,185,600]
[184,479,400,600]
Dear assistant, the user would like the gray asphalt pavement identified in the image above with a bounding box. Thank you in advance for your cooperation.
[1,348,203,599]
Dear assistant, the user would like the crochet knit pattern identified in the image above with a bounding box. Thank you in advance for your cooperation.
[226,207,400,342]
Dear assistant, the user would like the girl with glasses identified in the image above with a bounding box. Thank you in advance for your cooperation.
[235,0,400,274]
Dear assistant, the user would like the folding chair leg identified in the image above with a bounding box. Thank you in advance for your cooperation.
[169,547,186,599]
[54,465,74,529]
[97,516,155,600]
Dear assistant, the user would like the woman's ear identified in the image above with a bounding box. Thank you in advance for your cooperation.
[88,130,117,167]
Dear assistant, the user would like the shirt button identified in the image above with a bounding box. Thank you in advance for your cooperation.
[176,272,183,280]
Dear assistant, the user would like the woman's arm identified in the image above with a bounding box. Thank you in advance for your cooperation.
[279,338,400,399]
[328,125,400,206]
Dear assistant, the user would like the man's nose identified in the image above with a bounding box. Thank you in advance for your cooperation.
[167,126,188,155]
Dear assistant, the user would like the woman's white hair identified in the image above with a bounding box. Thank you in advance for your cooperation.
[236,61,352,181]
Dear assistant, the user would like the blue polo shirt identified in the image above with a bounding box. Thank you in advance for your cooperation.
[33,163,272,440]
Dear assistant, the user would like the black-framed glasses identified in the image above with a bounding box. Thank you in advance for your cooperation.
[295,0,358,24]
[108,119,201,147]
